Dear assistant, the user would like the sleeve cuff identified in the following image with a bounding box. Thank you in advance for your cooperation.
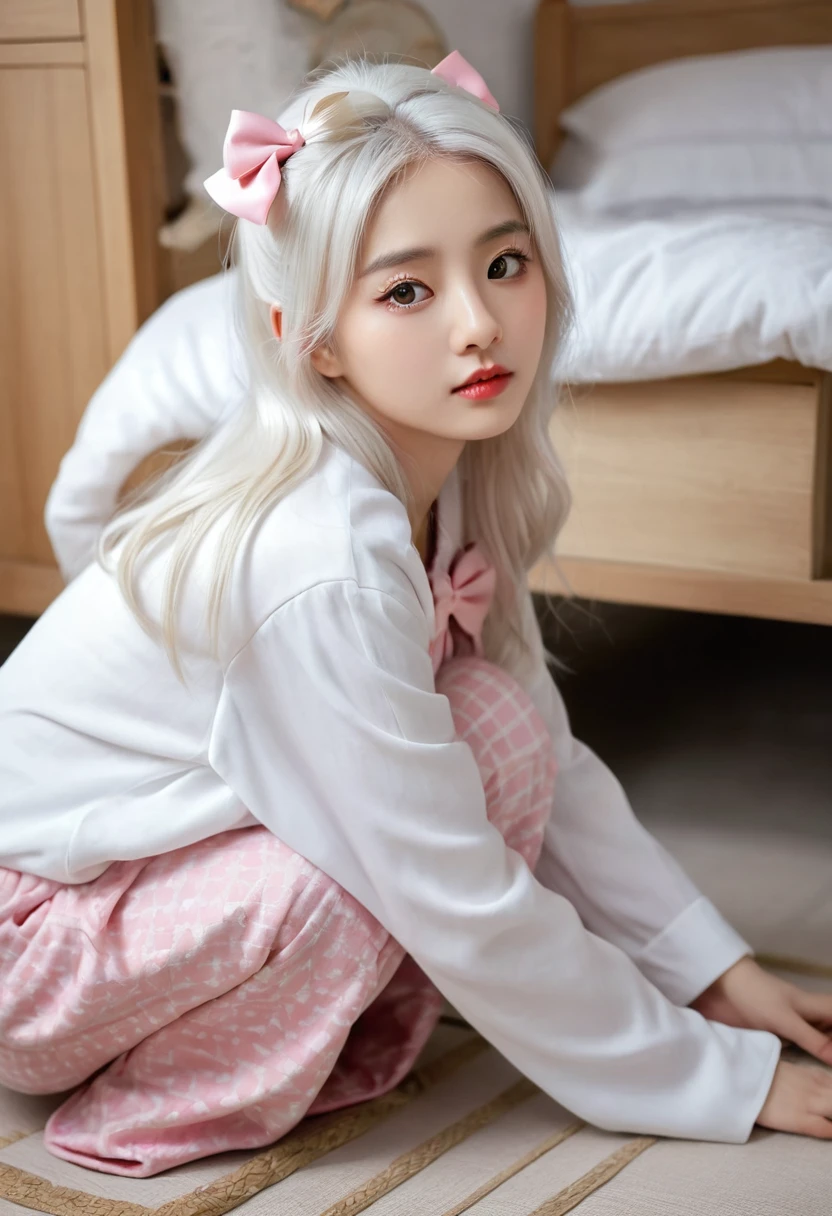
[708,1025,782,1144]
[634,896,754,1007]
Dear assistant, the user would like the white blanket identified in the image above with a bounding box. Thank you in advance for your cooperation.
[555,196,832,383]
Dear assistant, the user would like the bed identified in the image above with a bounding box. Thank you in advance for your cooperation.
[42,0,832,630]
[526,0,832,626]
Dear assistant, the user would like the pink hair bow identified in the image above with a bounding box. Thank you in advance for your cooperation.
[431,50,500,113]
[204,51,497,224]
[203,110,305,225]
[429,543,497,675]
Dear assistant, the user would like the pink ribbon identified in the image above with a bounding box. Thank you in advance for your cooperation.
[429,543,497,675]
[203,110,305,225]
[204,52,498,224]
[431,50,500,113]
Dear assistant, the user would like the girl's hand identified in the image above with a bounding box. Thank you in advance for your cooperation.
[691,956,832,1139]
[689,955,832,1067]
[756,1060,832,1139]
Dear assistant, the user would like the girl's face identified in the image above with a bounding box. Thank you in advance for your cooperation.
[311,157,548,486]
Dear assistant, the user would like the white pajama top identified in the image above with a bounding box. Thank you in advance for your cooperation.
[0,273,780,1144]
[0,436,782,1145]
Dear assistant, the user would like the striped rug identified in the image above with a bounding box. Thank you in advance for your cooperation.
[0,952,830,1216]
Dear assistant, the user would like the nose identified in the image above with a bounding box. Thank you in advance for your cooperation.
[448,281,502,354]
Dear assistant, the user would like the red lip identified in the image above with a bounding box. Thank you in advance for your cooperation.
[453,364,510,391]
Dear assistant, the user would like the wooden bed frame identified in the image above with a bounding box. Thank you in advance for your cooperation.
[527,0,832,627]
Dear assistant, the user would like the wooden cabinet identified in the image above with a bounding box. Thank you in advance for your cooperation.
[0,1,82,41]
[0,0,163,615]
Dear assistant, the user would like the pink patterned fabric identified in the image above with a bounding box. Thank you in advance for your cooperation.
[0,656,557,1177]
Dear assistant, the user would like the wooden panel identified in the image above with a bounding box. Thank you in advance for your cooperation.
[571,0,832,101]
[0,65,108,565]
[528,555,832,628]
[84,0,165,362]
[534,0,570,172]
[0,0,81,41]
[551,378,820,581]
[717,360,821,388]
[534,0,832,169]
[0,561,64,617]
[0,42,84,66]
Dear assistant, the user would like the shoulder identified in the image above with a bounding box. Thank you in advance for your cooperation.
[216,443,434,661]
[83,273,244,444]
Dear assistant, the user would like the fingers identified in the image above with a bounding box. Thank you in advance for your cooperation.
[803,1068,832,1139]
[794,990,832,1031]
[781,1012,832,1065]
[757,1061,832,1140]
[801,1116,832,1141]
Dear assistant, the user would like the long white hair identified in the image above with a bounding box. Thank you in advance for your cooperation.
[100,56,572,679]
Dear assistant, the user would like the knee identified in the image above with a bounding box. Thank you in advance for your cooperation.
[436,657,556,866]
[435,654,520,705]
[436,655,556,775]
[0,1047,84,1095]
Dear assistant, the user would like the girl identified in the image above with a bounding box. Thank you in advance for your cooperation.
[1,52,831,1179]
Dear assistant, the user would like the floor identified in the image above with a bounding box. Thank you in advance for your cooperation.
[0,616,33,665]
[541,597,832,842]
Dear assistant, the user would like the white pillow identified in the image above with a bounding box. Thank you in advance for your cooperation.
[560,46,832,151]
[551,137,832,217]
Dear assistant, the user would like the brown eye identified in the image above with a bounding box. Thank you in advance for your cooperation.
[392,283,417,304]
[489,251,529,280]
[381,280,430,310]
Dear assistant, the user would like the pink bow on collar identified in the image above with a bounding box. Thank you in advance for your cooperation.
[431,50,500,113]
[429,543,497,675]
[204,110,305,225]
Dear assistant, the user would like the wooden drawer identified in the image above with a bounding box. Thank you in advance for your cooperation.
[551,375,826,582]
[0,0,81,41]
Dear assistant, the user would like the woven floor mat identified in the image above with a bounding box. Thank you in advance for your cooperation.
[0,954,831,1216]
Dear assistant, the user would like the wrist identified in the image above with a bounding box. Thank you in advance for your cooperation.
[694,952,756,1000]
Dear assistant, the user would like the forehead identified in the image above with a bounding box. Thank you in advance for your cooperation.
[364,158,521,250]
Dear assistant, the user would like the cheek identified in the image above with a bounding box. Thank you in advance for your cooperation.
[344,307,432,386]
[515,271,548,349]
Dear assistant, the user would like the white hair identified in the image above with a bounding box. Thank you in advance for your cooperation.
[100,57,572,680]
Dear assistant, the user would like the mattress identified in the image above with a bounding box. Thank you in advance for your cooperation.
[554,195,832,383]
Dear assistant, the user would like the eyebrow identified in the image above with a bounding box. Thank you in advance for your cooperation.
[358,219,531,279]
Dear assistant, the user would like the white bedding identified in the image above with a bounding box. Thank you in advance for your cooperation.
[555,195,832,383]
[44,198,832,579]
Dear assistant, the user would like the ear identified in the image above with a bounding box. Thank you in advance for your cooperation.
[309,343,344,379]
[270,305,283,341]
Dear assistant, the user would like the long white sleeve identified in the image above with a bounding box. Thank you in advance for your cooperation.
[209,578,780,1143]
[516,595,753,1007]
[44,274,243,583]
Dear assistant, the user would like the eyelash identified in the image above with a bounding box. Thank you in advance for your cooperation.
[379,247,531,312]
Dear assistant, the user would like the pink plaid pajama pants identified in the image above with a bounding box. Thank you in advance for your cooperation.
[0,656,557,1177]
